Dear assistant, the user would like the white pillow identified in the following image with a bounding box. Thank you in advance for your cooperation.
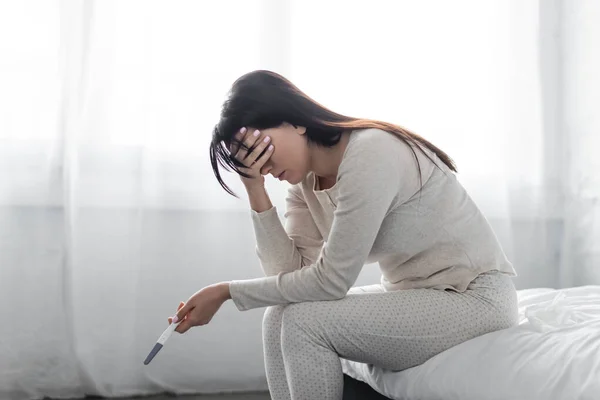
[341,286,600,400]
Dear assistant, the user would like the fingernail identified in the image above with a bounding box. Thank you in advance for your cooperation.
[268,145,274,151]
[263,136,270,143]
[172,315,179,323]
[253,130,260,137]
[240,127,247,134]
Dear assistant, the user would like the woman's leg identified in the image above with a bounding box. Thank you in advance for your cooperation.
[277,272,517,400]
[262,285,387,400]
[263,305,292,400]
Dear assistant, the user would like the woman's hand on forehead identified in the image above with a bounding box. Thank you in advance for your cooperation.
[227,127,252,154]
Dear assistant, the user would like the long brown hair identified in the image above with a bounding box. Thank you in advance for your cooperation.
[210,70,456,197]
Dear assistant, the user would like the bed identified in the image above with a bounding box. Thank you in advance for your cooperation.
[341,285,600,400]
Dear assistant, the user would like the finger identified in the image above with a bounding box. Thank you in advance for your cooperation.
[168,301,187,324]
[229,127,247,155]
[244,135,272,167]
[176,319,192,334]
[169,301,185,321]
[235,129,262,161]
[256,142,274,164]
[175,301,194,323]
[168,315,188,324]
[253,143,274,172]
[233,128,257,159]
[176,325,184,334]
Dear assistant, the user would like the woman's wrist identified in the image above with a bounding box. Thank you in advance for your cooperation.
[244,183,265,195]
[217,282,232,301]
[246,185,273,213]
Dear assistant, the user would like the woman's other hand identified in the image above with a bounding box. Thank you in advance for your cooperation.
[167,283,231,334]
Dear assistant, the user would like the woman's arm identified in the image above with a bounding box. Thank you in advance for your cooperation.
[249,184,324,276]
[246,184,273,213]
[230,129,423,311]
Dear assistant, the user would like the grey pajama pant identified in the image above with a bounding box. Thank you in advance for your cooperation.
[262,271,518,400]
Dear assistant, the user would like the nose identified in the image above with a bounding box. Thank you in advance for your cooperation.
[260,165,271,176]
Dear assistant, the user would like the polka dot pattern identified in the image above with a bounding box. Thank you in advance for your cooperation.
[262,271,518,400]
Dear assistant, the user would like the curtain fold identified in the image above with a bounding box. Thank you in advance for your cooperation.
[0,1,598,399]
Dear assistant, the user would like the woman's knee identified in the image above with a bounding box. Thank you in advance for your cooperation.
[280,302,329,350]
[266,302,320,339]
[280,302,318,335]
[263,305,287,337]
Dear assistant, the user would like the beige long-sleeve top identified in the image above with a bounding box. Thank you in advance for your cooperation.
[228,128,516,311]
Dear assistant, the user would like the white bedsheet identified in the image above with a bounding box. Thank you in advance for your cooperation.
[341,286,600,400]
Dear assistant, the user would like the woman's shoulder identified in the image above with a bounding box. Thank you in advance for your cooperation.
[343,128,443,189]
[348,127,397,146]
[344,128,432,168]
[347,128,426,156]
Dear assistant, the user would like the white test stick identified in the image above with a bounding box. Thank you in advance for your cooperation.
[143,319,182,365]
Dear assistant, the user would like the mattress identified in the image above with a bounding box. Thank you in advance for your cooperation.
[341,285,600,400]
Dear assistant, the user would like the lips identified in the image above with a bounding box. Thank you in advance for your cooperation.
[277,171,286,180]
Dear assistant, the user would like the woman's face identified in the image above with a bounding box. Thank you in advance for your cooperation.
[247,122,310,184]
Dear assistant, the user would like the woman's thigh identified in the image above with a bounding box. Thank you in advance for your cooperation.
[281,272,517,371]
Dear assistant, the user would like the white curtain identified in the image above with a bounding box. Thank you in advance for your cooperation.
[0,1,598,399]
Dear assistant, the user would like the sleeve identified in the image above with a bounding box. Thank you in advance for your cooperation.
[250,185,324,276]
[229,130,419,311]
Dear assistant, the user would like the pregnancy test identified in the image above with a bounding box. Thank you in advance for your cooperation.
[143,319,182,365]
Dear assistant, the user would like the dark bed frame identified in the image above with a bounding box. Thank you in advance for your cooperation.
[342,374,392,400]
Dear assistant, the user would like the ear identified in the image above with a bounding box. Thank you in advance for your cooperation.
[287,122,306,135]
[294,125,307,135]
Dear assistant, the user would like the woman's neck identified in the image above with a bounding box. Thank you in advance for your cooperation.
[309,131,351,181]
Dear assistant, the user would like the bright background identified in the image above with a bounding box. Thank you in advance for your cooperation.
[0,0,598,398]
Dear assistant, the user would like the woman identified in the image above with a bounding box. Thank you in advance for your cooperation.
[167,70,518,400]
